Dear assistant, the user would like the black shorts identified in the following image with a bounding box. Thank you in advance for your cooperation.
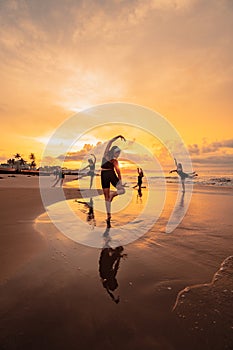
[101,170,119,189]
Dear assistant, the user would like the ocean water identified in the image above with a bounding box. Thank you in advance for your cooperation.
[129,173,233,188]
[164,174,233,187]
[66,171,233,190]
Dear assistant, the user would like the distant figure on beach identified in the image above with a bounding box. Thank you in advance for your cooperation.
[53,168,59,180]
[77,154,96,189]
[101,135,126,228]
[170,158,198,192]
[99,246,127,304]
[52,169,65,187]
[133,167,144,191]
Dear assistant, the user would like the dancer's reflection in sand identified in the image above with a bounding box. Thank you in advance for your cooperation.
[75,197,96,229]
[179,191,185,208]
[136,187,143,203]
[171,191,185,226]
[99,241,127,304]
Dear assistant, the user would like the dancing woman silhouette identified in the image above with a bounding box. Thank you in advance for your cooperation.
[133,167,144,190]
[101,135,126,228]
[170,158,198,192]
[77,154,96,189]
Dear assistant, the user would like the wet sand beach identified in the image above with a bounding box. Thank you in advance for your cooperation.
[0,174,232,350]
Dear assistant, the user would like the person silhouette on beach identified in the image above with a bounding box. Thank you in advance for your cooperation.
[101,135,126,228]
[52,169,65,187]
[53,167,59,180]
[99,246,127,304]
[77,154,96,189]
[170,158,198,192]
[133,167,144,191]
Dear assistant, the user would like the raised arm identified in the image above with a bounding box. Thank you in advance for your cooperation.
[174,158,178,167]
[103,135,126,158]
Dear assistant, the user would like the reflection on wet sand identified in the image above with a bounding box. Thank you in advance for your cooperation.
[75,197,96,229]
[136,187,143,203]
[165,191,186,233]
[173,191,185,215]
[99,238,127,304]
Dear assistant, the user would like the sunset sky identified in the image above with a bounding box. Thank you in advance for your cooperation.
[0,0,232,172]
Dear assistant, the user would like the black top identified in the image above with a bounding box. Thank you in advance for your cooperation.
[101,157,114,170]
[177,170,188,179]
[89,163,95,171]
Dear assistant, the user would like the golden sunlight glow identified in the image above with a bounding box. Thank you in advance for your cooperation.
[0,1,232,172]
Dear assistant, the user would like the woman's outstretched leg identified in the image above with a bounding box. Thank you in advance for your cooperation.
[188,172,198,178]
[77,173,88,180]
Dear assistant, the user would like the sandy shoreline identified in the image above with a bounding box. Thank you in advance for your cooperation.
[0,174,232,349]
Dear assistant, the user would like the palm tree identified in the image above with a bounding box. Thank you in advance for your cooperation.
[14,153,21,160]
[14,153,23,172]
[31,160,36,169]
[29,153,36,169]
[20,157,26,166]
[7,158,15,168]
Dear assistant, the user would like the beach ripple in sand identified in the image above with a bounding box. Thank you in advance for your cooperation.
[173,256,233,349]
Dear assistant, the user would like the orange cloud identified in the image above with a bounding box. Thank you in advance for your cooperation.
[0,0,233,168]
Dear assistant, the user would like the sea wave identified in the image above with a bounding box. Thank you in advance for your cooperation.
[148,175,233,188]
[66,173,233,189]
